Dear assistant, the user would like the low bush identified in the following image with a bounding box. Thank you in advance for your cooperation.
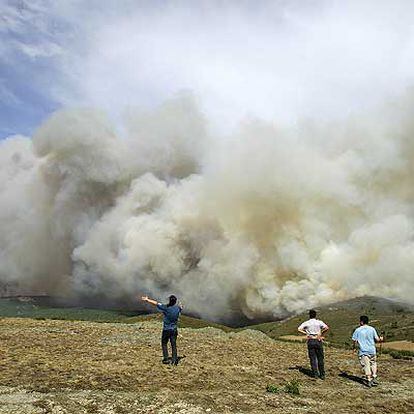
[266,384,279,393]
[284,379,300,396]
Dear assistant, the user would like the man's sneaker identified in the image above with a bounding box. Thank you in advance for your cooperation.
[366,379,373,388]
[162,358,170,364]
[372,379,379,386]
[319,374,325,380]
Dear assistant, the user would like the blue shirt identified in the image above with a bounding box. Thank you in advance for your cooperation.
[352,325,379,356]
[157,303,181,330]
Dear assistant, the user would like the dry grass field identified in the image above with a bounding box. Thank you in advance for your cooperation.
[278,335,306,342]
[0,317,413,413]
[382,341,414,352]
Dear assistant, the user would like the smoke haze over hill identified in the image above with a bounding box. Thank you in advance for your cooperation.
[1,1,414,321]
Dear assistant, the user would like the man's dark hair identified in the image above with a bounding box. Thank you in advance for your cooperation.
[360,315,369,325]
[309,309,317,319]
[167,295,177,307]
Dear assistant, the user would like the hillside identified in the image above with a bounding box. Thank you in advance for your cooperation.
[248,296,414,349]
[1,295,413,348]
[0,297,132,322]
[0,297,233,331]
[0,317,413,414]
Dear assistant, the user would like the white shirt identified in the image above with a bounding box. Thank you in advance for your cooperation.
[298,318,328,336]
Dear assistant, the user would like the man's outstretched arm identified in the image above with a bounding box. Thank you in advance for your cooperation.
[141,295,159,306]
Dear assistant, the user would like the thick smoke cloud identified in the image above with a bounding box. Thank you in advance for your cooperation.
[1,93,414,321]
[2,1,414,321]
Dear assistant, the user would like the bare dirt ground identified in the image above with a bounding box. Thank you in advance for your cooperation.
[0,318,413,414]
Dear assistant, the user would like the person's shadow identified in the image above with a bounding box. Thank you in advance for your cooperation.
[288,365,316,378]
[338,371,366,385]
[290,366,367,385]
[167,356,186,365]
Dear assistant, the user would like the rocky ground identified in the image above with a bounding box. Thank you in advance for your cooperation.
[0,318,413,413]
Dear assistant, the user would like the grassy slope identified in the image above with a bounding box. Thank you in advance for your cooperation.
[247,296,414,348]
[0,298,233,331]
[0,298,130,322]
[1,296,413,347]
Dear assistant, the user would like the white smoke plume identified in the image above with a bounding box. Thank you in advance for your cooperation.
[2,1,414,321]
[1,92,414,321]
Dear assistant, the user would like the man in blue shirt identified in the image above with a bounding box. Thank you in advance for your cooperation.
[352,315,383,387]
[141,294,182,365]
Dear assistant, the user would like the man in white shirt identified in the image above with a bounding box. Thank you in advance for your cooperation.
[298,309,329,379]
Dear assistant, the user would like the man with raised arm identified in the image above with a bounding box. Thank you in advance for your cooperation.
[298,309,330,379]
[141,294,182,365]
[352,315,383,387]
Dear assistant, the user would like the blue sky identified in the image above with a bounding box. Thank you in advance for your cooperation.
[0,0,89,138]
[0,59,60,137]
[0,1,63,137]
[1,0,414,139]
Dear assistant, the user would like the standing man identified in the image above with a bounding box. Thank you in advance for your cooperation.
[352,315,383,387]
[298,309,329,379]
[141,294,182,365]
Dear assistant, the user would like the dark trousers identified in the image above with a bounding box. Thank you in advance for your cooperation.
[161,329,178,361]
[307,339,325,376]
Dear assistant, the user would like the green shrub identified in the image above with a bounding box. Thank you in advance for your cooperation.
[266,384,279,393]
[284,379,300,396]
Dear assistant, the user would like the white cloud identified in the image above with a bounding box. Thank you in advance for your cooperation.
[45,0,414,131]
[0,0,64,61]
[2,1,414,132]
